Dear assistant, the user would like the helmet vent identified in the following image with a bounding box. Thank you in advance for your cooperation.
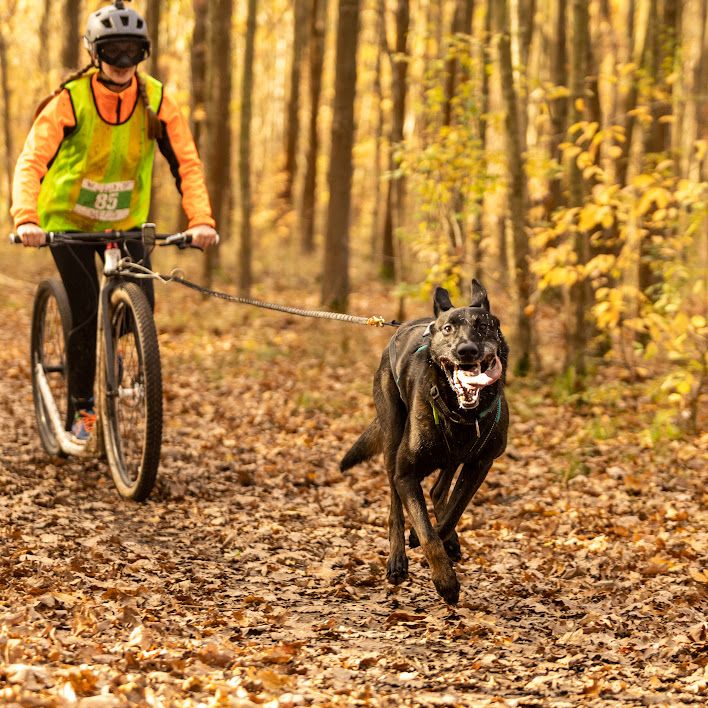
[101,19,112,28]
[137,19,143,28]
[120,15,130,26]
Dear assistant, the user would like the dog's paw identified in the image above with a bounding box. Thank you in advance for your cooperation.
[408,528,420,549]
[444,532,462,563]
[386,554,409,585]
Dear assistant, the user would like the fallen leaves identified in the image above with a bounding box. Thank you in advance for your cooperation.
[1,276,706,705]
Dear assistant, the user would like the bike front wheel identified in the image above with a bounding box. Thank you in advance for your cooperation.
[101,283,162,501]
[30,279,73,456]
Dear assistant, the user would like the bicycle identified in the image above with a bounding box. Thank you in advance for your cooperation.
[10,223,199,501]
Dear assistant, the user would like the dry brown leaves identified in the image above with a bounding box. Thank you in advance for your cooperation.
[1,255,706,706]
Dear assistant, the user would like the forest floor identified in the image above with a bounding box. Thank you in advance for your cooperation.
[0,248,706,707]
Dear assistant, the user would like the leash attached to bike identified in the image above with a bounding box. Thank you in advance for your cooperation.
[160,273,401,329]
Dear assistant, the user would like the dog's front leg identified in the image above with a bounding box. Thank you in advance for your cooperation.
[409,465,462,562]
[436,459,493,542]
[394,464,460,605]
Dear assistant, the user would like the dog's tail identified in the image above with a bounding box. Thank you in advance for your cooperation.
[340,418,383,471]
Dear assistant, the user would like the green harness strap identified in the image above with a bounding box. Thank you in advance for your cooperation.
[430,393,501,428]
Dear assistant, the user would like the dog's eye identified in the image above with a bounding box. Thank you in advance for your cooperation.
[442,324,454,335]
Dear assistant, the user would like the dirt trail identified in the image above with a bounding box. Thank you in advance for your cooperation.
[1,274,706,706]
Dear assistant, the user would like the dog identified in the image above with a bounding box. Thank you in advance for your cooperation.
[341,279,509,604]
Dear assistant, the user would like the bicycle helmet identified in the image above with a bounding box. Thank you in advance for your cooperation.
[84,1,150,68]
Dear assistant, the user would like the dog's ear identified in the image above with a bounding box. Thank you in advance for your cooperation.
[470,279,490,311]
[433,286,454,316]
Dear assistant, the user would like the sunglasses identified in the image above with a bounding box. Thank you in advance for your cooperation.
[96,39,149,68]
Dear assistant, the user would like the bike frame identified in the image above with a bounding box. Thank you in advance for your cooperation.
[17,223,188,457]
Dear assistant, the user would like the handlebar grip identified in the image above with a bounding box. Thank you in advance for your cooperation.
[9,233,53,245]
[164,232,194,249]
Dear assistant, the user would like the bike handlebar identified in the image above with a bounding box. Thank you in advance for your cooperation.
[9,224,219,249]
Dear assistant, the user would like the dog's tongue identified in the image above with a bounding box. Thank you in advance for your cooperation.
[452,356,502,407]
[460,356,502,387]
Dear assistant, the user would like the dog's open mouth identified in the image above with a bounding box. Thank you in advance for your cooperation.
[440,355,502,409]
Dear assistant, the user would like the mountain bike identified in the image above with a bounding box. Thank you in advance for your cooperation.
[10,223,198,501]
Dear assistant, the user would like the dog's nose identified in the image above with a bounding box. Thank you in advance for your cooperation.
[456,342,480,360]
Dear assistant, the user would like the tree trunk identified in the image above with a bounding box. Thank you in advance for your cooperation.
[62,0,81,69]
[442,0,474,291]
[0,25,13,214]
[565,0,589,377]
[370,5,385,261]
[38,0,52,76]
[321,0,360,312]
[299,0,327,254]
[191,0,209,155]
[496,0,533,376]
[146,0,161,79]
[281,0,310,206]
[239,0,257,295]
[548,0,567,214]
[443,0,474,127]
[380,0,409,282]
[203,0,233,286]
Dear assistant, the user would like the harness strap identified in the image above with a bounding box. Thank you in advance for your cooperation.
[430,388,500,427]
[389,323,431,401]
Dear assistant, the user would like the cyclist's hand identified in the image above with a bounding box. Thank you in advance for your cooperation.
[185,224,219,250]
[17,223,45,248]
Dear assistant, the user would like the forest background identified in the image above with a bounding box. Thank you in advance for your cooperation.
[0,1,707,704]
[0,0,706,436]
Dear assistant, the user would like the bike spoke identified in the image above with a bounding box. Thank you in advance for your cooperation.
[111,305,147,483]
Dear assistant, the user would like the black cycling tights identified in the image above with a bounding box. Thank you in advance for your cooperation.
[51,239,155,411]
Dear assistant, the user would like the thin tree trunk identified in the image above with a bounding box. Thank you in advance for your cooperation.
[299,0,327,254]
[281,0,310,206]
[62,0,81,69]
[471,1,492,279]
[204,0,233,286]
[191,0,209,155]
[497,0,533,375]
[616,0,651,186]
[565,0,589,377]
[443,0,474,291]
[239,0,257,295]
[381,0,409,282]
[322,0,361,312]
[443,0,474,127]
[370,6,385,261]
[146,0,161,79]
[38,0,52,77]
[548,0,567,213]
[0,26,13,214]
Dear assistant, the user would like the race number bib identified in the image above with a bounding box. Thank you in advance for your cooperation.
[73,179,134,221]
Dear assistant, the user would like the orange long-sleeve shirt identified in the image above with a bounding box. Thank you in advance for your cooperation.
[11,72,215,230]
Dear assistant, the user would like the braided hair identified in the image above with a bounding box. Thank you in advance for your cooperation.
[33,64,163,141]
[136,72,163,140]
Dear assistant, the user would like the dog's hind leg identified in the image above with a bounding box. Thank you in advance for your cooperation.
[409,466,462,562]
[385,466,409,585]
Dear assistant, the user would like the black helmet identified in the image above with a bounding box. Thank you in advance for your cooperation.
[84,1,150,68]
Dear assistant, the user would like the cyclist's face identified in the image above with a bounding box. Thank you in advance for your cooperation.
[101,62,136,87]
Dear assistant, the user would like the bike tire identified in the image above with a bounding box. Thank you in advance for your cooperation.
[30,279,72,457]
[100,283,162,501]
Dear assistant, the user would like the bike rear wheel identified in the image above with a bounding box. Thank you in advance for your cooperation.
[101,282,162,501]
[31,279,72,456]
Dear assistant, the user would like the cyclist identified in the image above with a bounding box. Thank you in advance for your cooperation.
[11,1,218,442]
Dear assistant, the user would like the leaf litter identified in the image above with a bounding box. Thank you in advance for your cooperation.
[0,268,706,706]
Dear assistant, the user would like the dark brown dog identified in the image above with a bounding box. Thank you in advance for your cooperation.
[341,280,509,604]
